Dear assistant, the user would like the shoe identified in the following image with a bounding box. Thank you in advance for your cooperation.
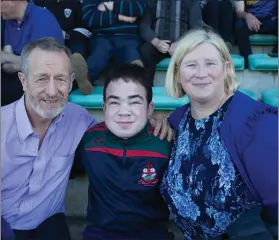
[131,59,144,67]
[71,53,93,95]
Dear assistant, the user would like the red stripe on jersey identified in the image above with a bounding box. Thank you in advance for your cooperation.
[85,147,124,157]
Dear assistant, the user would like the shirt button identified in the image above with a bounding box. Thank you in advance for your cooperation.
[22,201,28,207]
[30,149,36,153]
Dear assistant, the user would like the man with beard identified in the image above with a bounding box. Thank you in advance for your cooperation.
[1,38,172,240]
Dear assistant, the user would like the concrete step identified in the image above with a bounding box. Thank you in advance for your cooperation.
[66,177,88,217]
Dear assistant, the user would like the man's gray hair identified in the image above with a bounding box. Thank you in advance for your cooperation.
[20,37,73,76]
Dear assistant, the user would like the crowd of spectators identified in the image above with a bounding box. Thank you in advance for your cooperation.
[1,0,278,106]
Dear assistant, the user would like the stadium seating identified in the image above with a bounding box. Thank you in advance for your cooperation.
[248,54,278,71]
[69,87,257,109]
[249,34,277,45]
[69,87,189,110]
[261,88,278,107]
[155,55,245,71]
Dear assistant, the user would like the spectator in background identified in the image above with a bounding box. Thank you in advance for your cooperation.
[1,0,93,103]
[34,0,91,59]
[82,0,147,83]
[1,0,63,106]
[139,0,202,85]
[34,0,94,94]
[200,0,234,50]
[234,0,278,66]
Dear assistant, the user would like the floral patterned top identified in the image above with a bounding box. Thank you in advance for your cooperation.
[161,97,258,240]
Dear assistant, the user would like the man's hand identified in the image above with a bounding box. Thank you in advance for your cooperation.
[1,52,21,72]
[2,63,17,73]
[0,51,10,64]
[245,13,262,32]
[3,45,13,54]
[149,113,173,142]
[98,3,106,11]
[118,14,137,23]
[151,38,171,54]
[168,41,178,56]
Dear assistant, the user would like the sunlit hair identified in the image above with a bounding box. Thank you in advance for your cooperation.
[21,37,73,77]
[165,28,239,98]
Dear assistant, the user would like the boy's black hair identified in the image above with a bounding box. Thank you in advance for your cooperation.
[103,64,152,104]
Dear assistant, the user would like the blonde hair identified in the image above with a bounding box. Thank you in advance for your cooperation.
[165,28,239,98]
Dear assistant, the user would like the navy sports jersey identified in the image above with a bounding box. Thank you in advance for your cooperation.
[81,122,174,239]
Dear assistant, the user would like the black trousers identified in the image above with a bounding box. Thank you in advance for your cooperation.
[202,0,234,43]
[1,70,23,106]
[66,34,88,59]
[139,42,170,85]
[234,2,278,67]
[13,213,71,240]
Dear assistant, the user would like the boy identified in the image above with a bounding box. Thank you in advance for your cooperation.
[81,64,174,239]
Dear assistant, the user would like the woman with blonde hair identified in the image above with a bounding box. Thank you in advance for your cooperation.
[161,28,278,239]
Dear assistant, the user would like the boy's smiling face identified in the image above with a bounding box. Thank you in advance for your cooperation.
[103,79,154,139]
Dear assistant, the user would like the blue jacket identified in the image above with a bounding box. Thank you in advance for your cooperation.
[168,91,278,218]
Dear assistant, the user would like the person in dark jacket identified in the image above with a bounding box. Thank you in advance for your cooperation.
[34,0,91,58]
[34,0,93,94]
[82,0,147,83]
[162,28,278,240]
[81,64,174,240]
[139,0,202,84]
[234,0,278,66]
[199,0,234,50]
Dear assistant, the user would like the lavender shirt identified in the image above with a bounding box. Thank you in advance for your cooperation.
[1,96,97,230]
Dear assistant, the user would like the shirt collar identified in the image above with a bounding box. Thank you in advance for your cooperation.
[15,95,66,142]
